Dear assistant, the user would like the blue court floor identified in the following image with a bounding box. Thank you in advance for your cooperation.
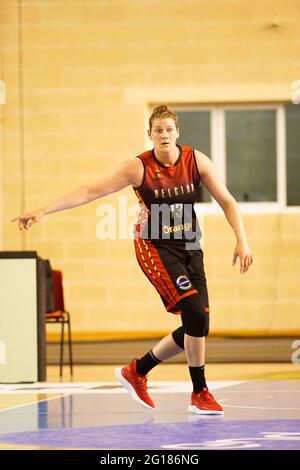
[0,378,299,450]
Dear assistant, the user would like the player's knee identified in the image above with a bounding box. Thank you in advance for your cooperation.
[184,310,209,337]
[178,295,209,337]
[172,326,185,349]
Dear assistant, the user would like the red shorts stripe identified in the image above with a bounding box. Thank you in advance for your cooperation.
[135,239,177,303]
[135,241,167,300]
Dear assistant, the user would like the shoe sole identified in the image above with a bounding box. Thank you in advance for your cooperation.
[115,367,155,410]
[188,405,224,415]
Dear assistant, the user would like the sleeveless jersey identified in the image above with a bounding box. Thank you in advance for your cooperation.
[133,145,201,244]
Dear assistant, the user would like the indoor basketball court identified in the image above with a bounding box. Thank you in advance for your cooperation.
[1,0,300,455]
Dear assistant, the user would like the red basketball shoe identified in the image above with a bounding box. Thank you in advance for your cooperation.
[115,358,155,410]
[188,388,224,415]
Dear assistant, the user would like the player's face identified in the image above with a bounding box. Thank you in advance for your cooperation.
[148,118,179,152]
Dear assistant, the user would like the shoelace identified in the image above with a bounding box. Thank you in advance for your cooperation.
[136,375,148,389]
[195,390,214,402]
[203,390,215,401]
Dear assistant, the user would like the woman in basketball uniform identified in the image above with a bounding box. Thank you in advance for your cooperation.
[12,105,253,415]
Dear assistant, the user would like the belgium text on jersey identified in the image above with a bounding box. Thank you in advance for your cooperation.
[154,183,195,199]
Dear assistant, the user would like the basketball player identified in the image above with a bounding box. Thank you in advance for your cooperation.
[12,105,253,415]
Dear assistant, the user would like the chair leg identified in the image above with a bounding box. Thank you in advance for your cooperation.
[60,319,65,378]
[67,315,73,376]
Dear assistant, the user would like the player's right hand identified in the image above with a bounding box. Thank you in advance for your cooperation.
[11,209,45,231]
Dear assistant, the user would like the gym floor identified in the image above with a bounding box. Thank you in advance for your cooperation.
[0,363,299,450]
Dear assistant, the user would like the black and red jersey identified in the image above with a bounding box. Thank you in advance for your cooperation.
[133,145,201,244]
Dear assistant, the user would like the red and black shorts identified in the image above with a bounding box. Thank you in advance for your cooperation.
[134,239,209,315]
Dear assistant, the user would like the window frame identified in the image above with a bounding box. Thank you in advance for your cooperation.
[173,104,299,214]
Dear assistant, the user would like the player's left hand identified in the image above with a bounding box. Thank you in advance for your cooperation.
[232,240,253,275]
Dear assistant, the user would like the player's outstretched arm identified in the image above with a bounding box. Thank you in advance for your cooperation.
[11,158,143,231]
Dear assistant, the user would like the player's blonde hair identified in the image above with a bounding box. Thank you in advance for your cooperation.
[149,105,179,131]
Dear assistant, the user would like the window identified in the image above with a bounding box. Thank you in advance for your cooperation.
[177,111,211,202]
[286,104,300,206]
[175,104,300,208]
[226,110,276,202]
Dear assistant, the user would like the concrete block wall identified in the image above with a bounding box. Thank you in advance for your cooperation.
[1,0,299,337]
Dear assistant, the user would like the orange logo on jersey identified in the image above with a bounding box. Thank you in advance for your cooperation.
[154,168,161,179]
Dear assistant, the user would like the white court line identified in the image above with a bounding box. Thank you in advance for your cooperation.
[223,404,300,411]
[0,382,108,390]
[0,380,244,394]
[0,395,66,413]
